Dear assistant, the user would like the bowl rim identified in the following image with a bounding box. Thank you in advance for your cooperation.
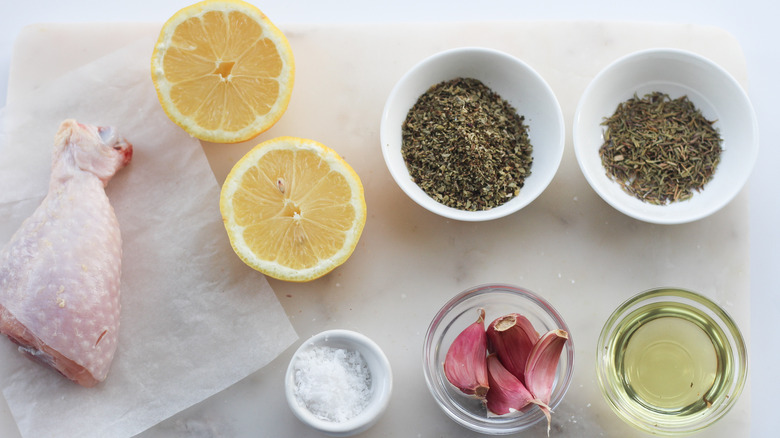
[284,329,393,436]
[422,283,575,434]
[380,46,565,222]
[595,286,748,435]
[572,47,759,224]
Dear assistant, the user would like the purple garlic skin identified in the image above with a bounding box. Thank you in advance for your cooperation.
[443,308,489,398]
[486,313,539,384]
[485,353,550,427]
[524,329,568,406]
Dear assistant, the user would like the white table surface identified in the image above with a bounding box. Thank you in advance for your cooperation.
[1,1,777,437]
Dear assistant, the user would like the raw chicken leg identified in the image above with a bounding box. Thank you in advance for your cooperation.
[0,119,132,387]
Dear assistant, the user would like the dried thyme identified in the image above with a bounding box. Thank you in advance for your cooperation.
[599,92,723,205]
[401,77,533,211]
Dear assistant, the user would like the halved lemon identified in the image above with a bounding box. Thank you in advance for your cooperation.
[220,137,367,282]
[151,0,294,143]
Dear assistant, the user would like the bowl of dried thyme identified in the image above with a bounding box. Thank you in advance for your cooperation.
[380,47,565,221]
[573,48,759,224]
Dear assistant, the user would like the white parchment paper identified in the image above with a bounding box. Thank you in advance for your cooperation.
[0,36,298,438]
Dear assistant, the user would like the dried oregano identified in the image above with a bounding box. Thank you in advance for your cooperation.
[401,77,533,211]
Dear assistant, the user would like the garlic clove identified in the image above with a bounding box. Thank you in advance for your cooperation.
[524,329,569,406]
[443,308,489,398]
[486,313,539,384]
[485,353,536,415]
[486,353,551,428]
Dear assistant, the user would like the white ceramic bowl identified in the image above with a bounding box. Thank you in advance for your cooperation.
[380,47,565,221]
[284,330,393,436]
[573,48,759,224]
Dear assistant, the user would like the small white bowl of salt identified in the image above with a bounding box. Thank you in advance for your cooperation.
[285,329,393,436]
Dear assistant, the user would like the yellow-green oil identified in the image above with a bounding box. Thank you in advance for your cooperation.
[608,302,733,418]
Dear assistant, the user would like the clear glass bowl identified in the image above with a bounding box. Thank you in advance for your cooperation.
[422,284,574,434]
[596,287,747,435]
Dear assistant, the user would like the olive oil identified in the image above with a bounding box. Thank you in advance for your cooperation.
[598,289,747,434]
[607,302,734,420]
[622,316,717,410]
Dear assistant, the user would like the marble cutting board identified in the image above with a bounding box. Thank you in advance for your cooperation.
[1,21,751,437]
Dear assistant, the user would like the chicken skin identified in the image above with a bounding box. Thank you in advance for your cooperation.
[0,120,132,387]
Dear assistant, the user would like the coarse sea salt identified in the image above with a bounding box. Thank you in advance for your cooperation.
[293,345,372,422]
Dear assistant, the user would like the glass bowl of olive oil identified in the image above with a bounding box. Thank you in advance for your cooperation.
[596,287,747,435]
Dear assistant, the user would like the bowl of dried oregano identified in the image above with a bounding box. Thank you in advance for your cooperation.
[380,47,565,221]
